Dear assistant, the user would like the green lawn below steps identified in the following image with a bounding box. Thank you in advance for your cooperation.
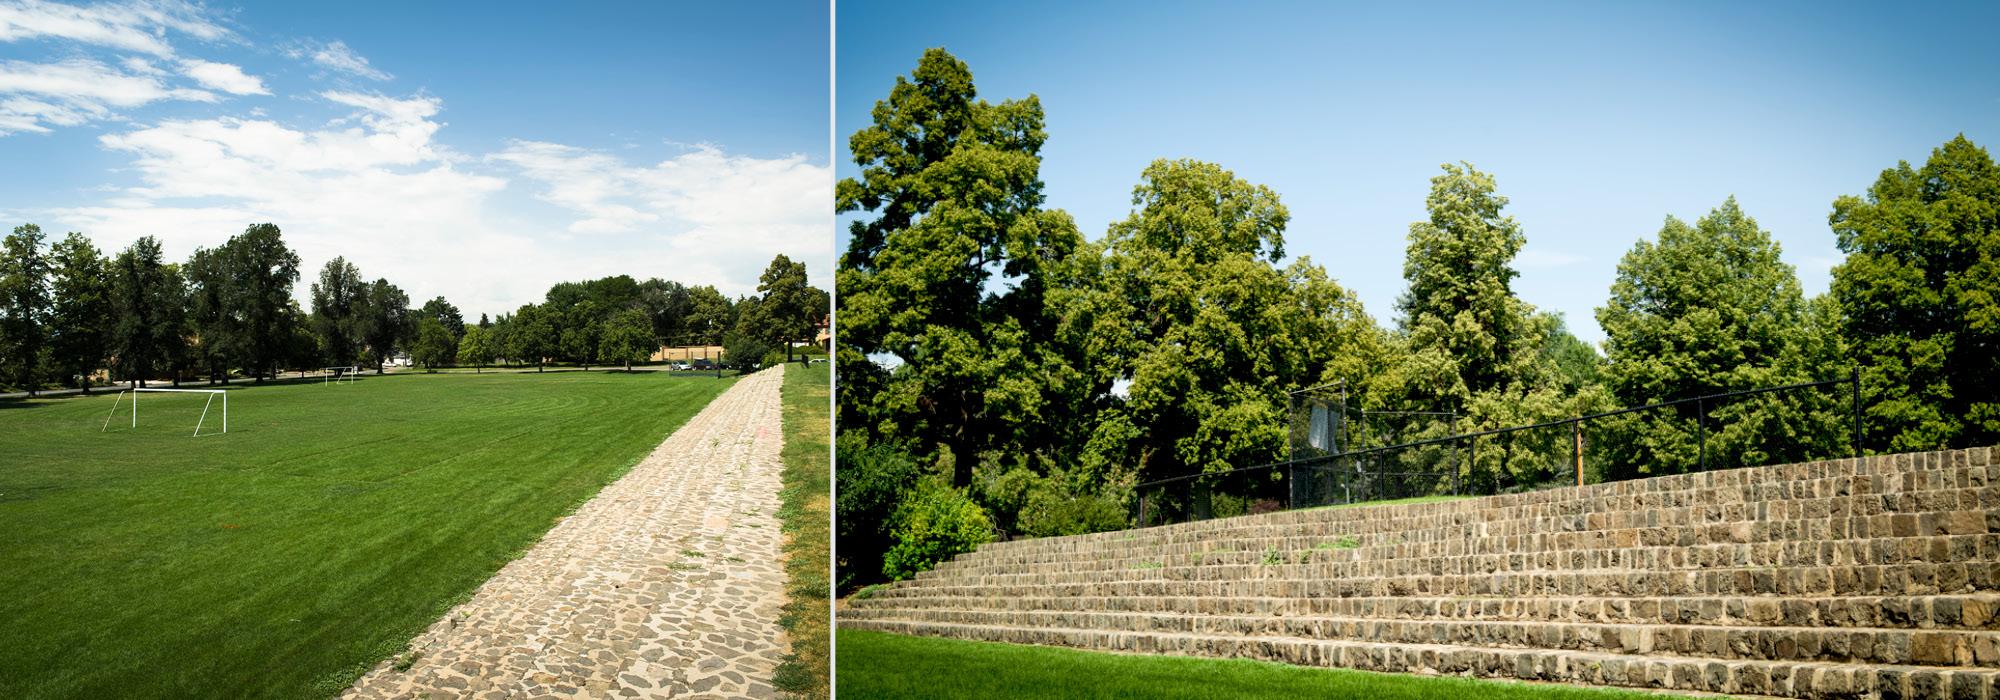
[836,629,1723,699]
[0,370,733,698]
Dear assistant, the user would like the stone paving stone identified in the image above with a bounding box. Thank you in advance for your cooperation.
[345,367,790,700]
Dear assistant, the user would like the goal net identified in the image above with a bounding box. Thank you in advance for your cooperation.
[100,388,228,437]
[323,366,359,385]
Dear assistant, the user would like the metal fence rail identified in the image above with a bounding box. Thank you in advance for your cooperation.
[1136,371,1861,527]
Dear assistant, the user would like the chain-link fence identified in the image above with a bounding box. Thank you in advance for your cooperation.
[1137,373,1861,528]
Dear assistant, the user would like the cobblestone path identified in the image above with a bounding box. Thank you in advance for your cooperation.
[344,366,790,699]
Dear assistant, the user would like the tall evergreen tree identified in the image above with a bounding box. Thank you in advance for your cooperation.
[48,232,113,393]
[1830,134,2000,451]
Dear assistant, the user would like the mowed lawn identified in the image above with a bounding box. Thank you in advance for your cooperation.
[835,630,1719,700]
[0,370,733,699]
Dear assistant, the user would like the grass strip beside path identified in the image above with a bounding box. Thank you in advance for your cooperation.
[773,362,832,699]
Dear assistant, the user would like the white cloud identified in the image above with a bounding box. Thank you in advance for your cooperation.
[490,140,833,300]
[0,0,228,57]
[299,39,391,81]
[0,57,214,133]
[179,58,265,95]
[50,91,831,318]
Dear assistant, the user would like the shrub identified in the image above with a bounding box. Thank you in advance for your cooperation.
[834,438,922,591]
[881,482,993,580]
[1018,486,1127,538]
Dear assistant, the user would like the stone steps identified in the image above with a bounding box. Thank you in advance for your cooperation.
[877,561,2000,599]
[917,533,1999,584]
[842,618,1999,699]
[843,446,2000,699]
[968,457,1992,560]
[849,593,2000,631]
[952,469,1996,568]
[844,607,2000,668]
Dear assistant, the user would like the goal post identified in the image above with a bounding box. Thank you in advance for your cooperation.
[322,366,359,385]
[101,388,228,437]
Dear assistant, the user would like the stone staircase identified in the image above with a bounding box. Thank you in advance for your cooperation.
[842,447,2000,699]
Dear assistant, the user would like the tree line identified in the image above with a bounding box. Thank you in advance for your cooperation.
[0,223,827,393]
[833,48,2000,588]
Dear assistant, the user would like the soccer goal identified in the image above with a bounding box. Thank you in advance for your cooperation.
[323,366,359,385]
[100,388,228,437]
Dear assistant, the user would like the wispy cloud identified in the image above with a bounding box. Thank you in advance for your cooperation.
[0,0,228,57]
[0,57,213,133]
[300,39,390,81]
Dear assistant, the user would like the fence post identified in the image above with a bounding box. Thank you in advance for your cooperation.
[1139,491,1148,528]
[1573,419,1583,487]
[1697,398,1707,471]
[1850,367,1862,459]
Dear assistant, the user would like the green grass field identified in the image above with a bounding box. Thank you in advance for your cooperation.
[774,362,831,699]
[835,630,1717,699]
[0,371,733,699]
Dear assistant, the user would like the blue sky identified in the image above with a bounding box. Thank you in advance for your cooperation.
[836,0,2000,346]
[1,0,830,318]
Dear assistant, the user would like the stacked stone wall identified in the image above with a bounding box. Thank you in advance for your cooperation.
[844,447,2000,699]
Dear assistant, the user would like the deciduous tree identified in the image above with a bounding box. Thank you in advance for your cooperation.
[1,224,52,393]
[361,279,411,373]
[48,232,112,393]
[311,257,367,366]
[456,325,493,373]
[597,308,654,371]
[1830,134,2000,451]
[111,237,176,387]
[837,47,1085,487]
[1598,197,1846,477]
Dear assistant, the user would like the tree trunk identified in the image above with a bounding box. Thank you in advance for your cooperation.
[950,439,977,489]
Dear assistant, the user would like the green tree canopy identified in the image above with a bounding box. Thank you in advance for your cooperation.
[226,224,302,381]
[360,278,410,373]
[1830,134,2000,451]
[48,231,112,392]
[110,237,179,386]
[597,308,654,371]
[1597,197,1846,476]
[1,224,52,393]
[456,325,493,372]
[1080,159,1384,496]
[418,297,464,342]
[311,257,368,367]
[837,47,1085,486]
[507,303,556,371]
[410,317,456,371]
